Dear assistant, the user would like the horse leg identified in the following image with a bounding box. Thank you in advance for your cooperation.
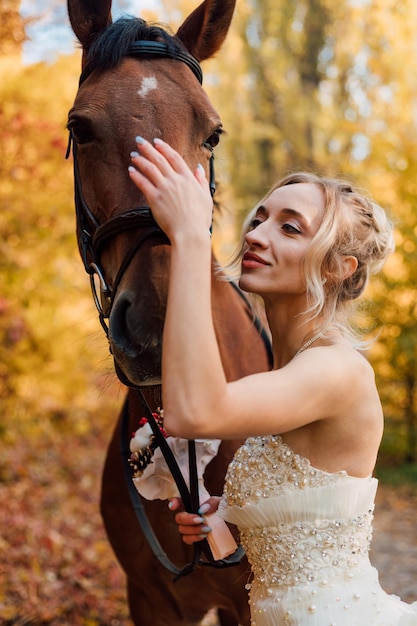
[127,577,208,626]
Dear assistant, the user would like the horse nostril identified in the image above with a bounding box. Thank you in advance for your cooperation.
[109,290,164,358]
[109,291,137,357]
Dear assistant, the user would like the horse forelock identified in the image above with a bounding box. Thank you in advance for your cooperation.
[86,17,188,73]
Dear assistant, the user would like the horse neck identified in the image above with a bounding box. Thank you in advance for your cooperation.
[210,259,270,380]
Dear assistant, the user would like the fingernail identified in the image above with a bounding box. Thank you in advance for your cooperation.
[130,151,139,158]
[198,503,210,514]
[136,136,145,145]
[168,501,174,510]
[197,163,204,172]
[201,525,212,533]
[192,516,205,524]
[153,137,163,145]
[197,534,207,539]
[128,166,136,173]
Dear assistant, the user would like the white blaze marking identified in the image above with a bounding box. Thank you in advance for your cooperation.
[137,76,158,97]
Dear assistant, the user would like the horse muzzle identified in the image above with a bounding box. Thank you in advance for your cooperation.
[109,288,165,387]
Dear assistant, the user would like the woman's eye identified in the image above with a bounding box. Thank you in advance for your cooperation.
[249,218,263,230]
[282,223,301,234]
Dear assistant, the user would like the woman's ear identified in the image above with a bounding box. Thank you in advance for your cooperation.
[340,255,358,280]
[322,256,358,285]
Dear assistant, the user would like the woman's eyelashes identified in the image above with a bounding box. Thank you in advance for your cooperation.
[249,217,264,230]
[248,215,302,235]
[282,222,302,235]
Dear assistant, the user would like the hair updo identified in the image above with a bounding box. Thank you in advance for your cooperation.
[231,172,395,344]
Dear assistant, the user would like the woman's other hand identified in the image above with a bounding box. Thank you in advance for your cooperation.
[168,496,221,546]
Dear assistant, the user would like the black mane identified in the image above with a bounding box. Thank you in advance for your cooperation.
[87,17,187,72]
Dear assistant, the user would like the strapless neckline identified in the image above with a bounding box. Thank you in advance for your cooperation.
[273,434,371,481]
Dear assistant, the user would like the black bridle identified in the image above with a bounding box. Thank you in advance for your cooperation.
[67,40,245,579]
[67,41,216,337]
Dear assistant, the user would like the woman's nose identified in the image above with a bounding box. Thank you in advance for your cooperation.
[245,224,268,248]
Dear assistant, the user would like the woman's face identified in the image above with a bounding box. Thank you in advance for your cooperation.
[239,183,325,303]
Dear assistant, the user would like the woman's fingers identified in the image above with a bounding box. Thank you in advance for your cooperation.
[129,147,166,192]
[168,497,183,512]
[128,137,195,196]
[168,499,208,541]
[151,137,190,173]
[174,511,212,544]
[168,497,222,546]
[128,137,213,239]
[128,157,157,197]
[130,137,207,185]
[198,496,221,515]
[133,136,188,177]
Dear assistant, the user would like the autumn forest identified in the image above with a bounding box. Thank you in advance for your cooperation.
[1,0,417,623]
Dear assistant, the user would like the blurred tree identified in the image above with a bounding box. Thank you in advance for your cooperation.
[197,0,348,217]
[340,0,417,464]
[0,0,26,57]
[1,0,415,463]
[0,52,122,441]
[203,0,417,463]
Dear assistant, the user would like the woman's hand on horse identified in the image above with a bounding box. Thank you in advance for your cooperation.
[168,496,221,545]
[128,137,213,243]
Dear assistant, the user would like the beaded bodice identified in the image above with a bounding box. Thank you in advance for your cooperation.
[219,435,377,589]
[221,435,347,507]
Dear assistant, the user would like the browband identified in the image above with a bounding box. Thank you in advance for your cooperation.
[79,40,203,86]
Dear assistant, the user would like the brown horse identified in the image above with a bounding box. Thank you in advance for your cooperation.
[66,1,271,625]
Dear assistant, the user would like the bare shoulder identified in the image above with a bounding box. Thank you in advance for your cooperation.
[283,343,382,476]
[289,341,376,388]
[330,343,376,380]
[286,341,380,419]
[329,344,380,412]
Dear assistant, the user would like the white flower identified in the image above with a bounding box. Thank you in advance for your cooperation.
[133,437,221,501]
[130,422,153,452]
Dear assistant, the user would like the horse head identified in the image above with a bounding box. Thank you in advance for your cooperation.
[67,0,236,387]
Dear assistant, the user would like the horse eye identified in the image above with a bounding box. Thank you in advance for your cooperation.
[205,128,222,149]
[67,119,95,145]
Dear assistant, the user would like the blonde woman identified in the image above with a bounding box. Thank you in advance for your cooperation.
[128,137,416,625]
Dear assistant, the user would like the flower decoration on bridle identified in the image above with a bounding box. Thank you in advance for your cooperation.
[129,408,168,477]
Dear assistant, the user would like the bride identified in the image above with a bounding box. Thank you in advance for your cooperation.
[127,136,417,625]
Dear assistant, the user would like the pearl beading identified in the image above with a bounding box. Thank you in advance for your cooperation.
[240,512,373,588]
[219,436,417,626]
[221,436,374,588]
[222,435,345,508]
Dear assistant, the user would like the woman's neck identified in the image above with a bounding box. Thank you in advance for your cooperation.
[264,299,326,368]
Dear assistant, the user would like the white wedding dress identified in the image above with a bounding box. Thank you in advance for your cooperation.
[218,435,417,626]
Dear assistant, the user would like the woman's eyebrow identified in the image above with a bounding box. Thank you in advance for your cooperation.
[256,205,311,229]
[280,207,306,221]
[255,205,267,217]
[279,207,311,229]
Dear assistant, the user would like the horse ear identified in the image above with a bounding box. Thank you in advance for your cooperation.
[176,0,236,61]
[67,0,112,53]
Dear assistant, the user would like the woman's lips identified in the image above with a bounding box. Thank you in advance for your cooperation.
[242,252,269,268]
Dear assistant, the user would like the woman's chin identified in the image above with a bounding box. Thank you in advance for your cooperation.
[238,275,258,294]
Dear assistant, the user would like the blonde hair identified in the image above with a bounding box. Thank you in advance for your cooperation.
[228,172,395,345]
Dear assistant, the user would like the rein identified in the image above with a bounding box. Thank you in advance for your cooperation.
[121,391,245,580]
[67,39,245,578]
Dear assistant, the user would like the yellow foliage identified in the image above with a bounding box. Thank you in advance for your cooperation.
[1,0,416,459]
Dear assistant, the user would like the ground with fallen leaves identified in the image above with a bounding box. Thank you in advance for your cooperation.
[0,415,131,626]
[0,417,416,625]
